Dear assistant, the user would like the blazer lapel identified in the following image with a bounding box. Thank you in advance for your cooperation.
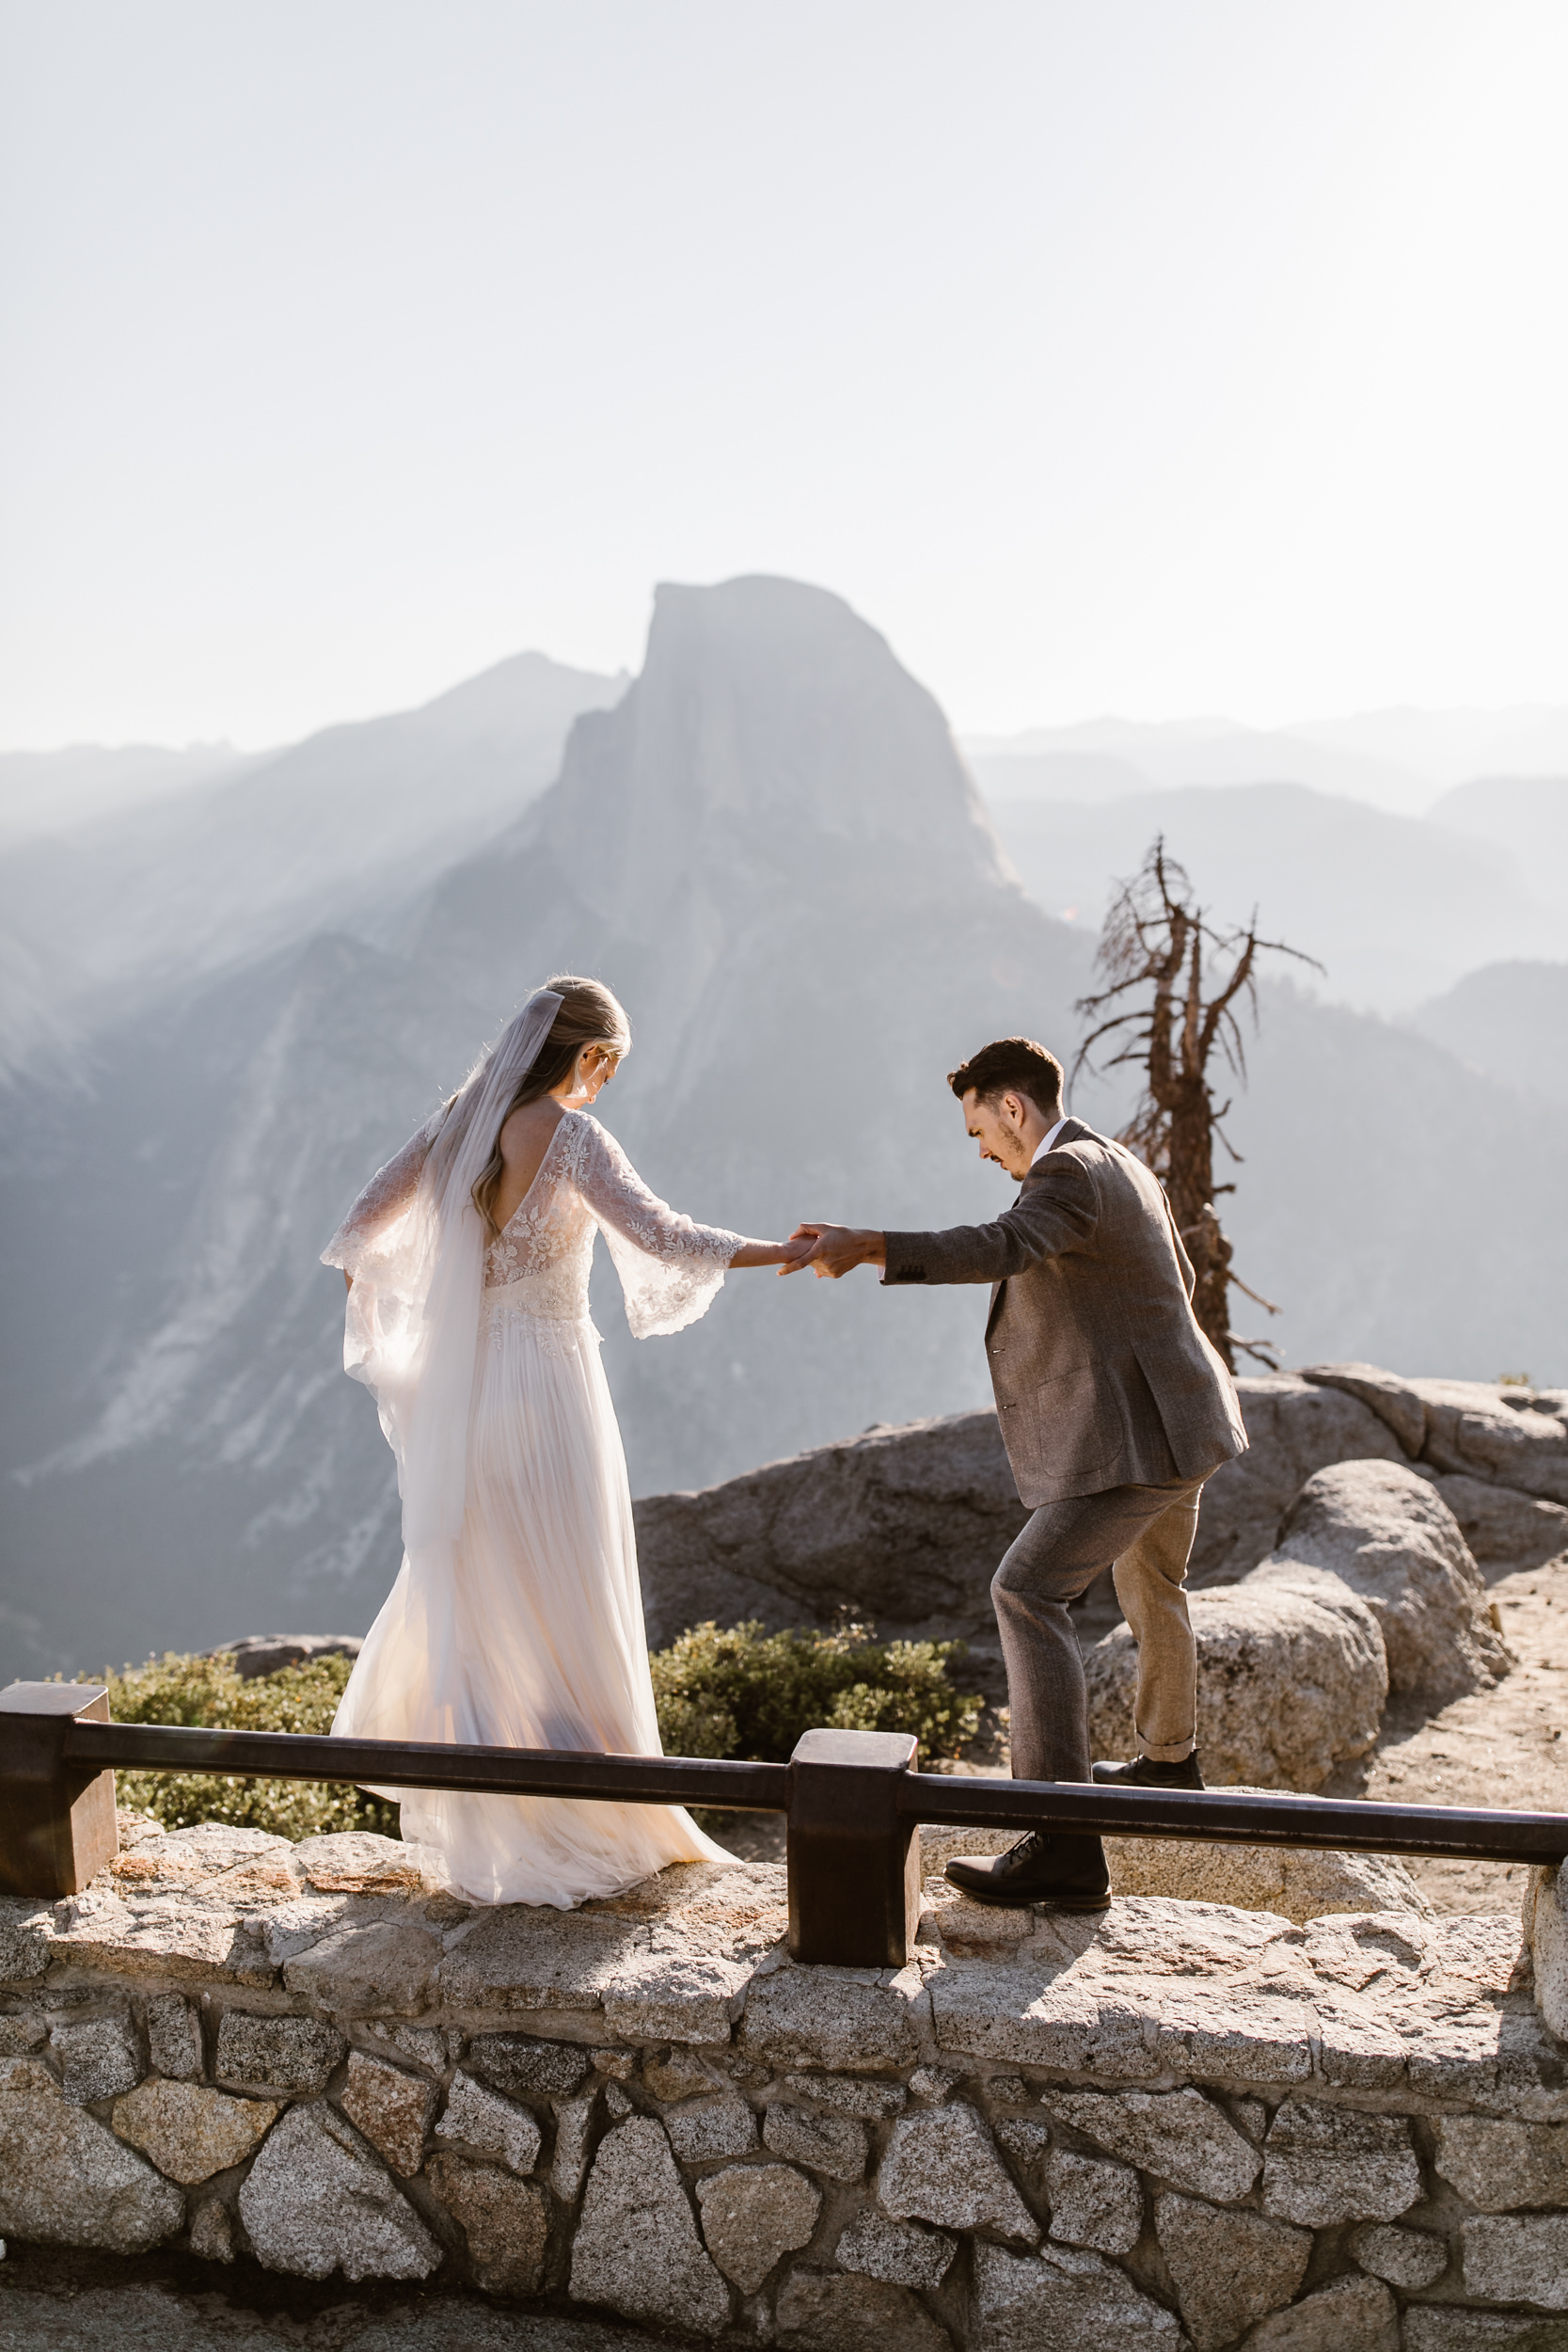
[984,1131,1085,1339]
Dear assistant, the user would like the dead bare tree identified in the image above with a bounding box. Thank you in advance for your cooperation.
[1071,837,1323,1373]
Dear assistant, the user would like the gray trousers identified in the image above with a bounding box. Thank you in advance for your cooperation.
[991,1478,1204,1784]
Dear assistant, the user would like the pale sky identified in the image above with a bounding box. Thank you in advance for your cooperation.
[3,0,1566,749]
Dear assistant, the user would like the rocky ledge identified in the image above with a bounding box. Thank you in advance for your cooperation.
[632,1366,1568,1661]
[4,1818,1568,2348]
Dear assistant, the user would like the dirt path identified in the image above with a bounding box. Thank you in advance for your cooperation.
[1330,1549,1568,1913]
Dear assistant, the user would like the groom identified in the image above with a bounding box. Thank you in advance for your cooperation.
[787,1035,1247,1911]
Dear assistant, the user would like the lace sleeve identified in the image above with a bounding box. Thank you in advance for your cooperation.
[570,1114,751,1339]
[321,1121,436,1275]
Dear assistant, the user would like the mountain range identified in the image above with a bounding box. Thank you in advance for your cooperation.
[963,706,1568,814]
[2,578,1564,1681]
[0,652,626,1076]
[986,783,1567,1013]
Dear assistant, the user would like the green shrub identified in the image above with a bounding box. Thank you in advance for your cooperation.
[649,1619,983,1764]
[91,1651,398,1841]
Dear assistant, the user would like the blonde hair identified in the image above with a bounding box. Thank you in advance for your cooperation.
[468,976,630,1235]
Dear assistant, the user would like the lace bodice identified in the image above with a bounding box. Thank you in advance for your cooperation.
[324,1109,744,1341]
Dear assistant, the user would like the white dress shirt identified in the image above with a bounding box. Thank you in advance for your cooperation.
[1030,1117,1069,1166]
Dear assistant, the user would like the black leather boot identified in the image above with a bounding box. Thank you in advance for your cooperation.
[1092,1752,1205,1789]
[944,1830,1111,1911]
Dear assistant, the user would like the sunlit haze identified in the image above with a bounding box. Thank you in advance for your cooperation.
[2,0,1565,747]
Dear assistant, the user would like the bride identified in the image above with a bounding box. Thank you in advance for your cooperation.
[322,976,803,1907]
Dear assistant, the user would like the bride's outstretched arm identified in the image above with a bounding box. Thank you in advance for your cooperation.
[321,1124,436,1285]
[728,1239,816,1268]
[573,1118,807,1333]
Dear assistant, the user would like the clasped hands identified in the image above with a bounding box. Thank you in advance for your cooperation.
[777,1223,887,1279]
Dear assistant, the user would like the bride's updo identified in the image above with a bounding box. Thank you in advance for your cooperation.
[467,977,631,1233]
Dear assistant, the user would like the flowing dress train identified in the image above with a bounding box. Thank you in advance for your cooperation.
[323,1108,740,1906]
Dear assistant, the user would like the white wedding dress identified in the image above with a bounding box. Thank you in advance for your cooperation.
[323,1107,740,1907]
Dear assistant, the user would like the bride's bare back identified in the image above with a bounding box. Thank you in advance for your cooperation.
[488,1041,619,1230]
[490,1099,567,1231]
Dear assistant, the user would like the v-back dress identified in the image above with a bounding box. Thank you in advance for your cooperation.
[322,1107,741,1907]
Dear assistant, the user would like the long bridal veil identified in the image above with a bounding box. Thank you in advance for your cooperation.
[338,987,562,1588]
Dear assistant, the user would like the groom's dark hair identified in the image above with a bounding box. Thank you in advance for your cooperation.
[947,1037,1064,1119]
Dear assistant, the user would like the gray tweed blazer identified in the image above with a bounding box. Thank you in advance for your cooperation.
[882,1119,1247,1506]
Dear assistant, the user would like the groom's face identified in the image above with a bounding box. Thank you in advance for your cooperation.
[961,1088,1034,1181]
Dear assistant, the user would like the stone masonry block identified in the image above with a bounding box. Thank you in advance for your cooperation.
[1041,2086,1260,2203]
[971,2238,1180,2352]
[696,2162,819,2294]
[1154,2191,1311,2350]
[433,2070,542,2176]
[214,2011,346,2095]
[601,1948,750,2044]
[994,2116,1052,2208]
[877,2101,1037,2242]
[281,1920,439,2018]
[111,2079,277,2184]
[569,2117,731,2337]
[1238,2272,1399,2350]
[0,2056,183,2253]
[665,2091,759,2164]
[835,2206,957,2291]
[739,1964,925,2073]
[188,2198,234,2262]
[0,1903,53,1982]
[1041,2146,1141,2255]
[550,2090,597,2201]
[783,2071,907,2120]
[1436,2115,1568,2212]
[1261,2098,1420,2227]
[641,2044,718,2102]
[1350,2220,1449,2288]
[1465,2214,1568,2310]
[338,2050,436,2177]
[50,2016,141,2104]
[467,2028,591,2100]
[237,2099,440,2281]
[145,1994,202,2082]
[425,2151,548,2296]
[775,2268,953,2352]
[763,2101,867,2183]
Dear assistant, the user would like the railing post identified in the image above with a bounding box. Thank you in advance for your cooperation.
[0,1681,119,1899]
[785,1727,922,1968]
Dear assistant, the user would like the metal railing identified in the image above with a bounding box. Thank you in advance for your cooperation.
[4,1679,1565,1967]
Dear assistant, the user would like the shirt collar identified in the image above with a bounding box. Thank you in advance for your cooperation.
[1031,1117,1069,1166]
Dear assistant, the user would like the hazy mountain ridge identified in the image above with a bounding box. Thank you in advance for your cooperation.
[1427,776,1568,916]
[0,742,261,844]
[3,578,1564,1681]
[963,704,1568,814]
[987,782,1567,1012]
[0,651,625,1078]
[1411,961,1568,1106]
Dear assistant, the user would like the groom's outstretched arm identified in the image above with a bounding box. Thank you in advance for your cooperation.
[788,1158,1099,1283]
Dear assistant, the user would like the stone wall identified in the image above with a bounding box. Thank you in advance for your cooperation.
[4,1815,1568,2348]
